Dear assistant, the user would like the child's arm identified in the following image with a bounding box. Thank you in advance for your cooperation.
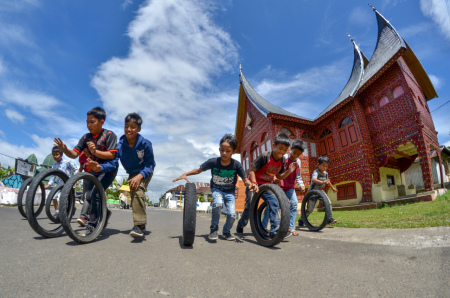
[86,156,118,174]
[247,170,259,192]
[295,160,305,193]
[324,179,338,193]
[172,169,203,183]
[54,138,79,159]
[277,162,298,180]
[87,142,116,160]
[129,140,156,190]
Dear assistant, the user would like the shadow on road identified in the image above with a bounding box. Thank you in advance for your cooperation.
[64,228,122,246]
[170,236,194,250]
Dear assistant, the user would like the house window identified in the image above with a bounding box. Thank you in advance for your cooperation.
[266,139,272,152]
[379,96,389,107]
[339,117,353,128]
[393,86,404,99]
[310,143,317,157]
[337,182,357,200]
[338,117,359,149]
[278,128,293,137]
[260,143,266,153]
[251,142,258,162]
[318,128,335,156]
[387,175,395,187]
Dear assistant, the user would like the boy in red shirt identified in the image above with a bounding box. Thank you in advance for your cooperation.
[236,133,297,238]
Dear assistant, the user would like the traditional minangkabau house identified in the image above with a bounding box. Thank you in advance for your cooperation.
[234,7,445,208]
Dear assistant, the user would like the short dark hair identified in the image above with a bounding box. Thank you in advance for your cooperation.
[318,155,330,164]
[125,113,143,127]
[220,134,238,150]
[52,146,62,154]
[274,133,290,147]
[291,140,305,152]
[87,106,106,121]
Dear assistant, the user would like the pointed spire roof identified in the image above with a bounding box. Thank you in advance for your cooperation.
[316,36,368,119]
[357,6,407,92]
[26,154,38,165]
[239,68,311,120]
[41,153,55,168]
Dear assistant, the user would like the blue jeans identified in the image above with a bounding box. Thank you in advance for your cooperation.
[262,190,298,230]
[85,171,117,227]
[237,186,280,233]
[211,188,236,234]
[285,189,298,230]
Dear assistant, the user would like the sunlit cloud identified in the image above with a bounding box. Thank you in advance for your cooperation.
[5,109,25,124]
[420,0,450,40]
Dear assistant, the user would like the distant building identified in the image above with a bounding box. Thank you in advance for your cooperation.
[235,7,444,207]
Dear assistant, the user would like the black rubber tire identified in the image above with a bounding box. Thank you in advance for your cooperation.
[250,184,290,247]
[46,184,64,223]
[301,190,332,232]
[59,172,106,244]
[25,169,69,238]
[17,177,33,218]
[17,177,46,219]
[182,183,197,246]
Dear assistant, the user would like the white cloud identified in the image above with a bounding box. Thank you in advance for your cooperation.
[0,87,85,137]
[5,109,25,123]
[0,130,5,139]
[250,60,349,118]
[398,22,434,39]
[0,56,5,74]
[420,0,450,40]
[90,0,239,197]
[429,74,443,89]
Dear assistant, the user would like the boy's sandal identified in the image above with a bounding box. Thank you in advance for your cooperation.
[292,231,299,236]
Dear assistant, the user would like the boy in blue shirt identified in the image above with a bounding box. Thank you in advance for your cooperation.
[173,134,256,241]
[116,113,155,237]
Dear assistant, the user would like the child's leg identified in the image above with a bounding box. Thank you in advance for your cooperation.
[285,189,298,230]
[305,194,318,218]
[237,186,252,229]
[79,180,90,220]
[222,193,236,234]
[211,189,224,229]
[261,205,270,229]
[261,191,279,234]
[130,174,152,228]
[88,171,116,226]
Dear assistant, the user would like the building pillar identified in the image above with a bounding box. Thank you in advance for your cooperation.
[437,150,445,189]
[417,141,434,191]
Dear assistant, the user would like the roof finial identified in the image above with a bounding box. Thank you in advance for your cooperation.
[239,63,242,72]
[368,3,376,11]
[348,34,354,42]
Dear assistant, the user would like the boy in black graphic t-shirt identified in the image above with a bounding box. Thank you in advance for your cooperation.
[173,134,257,241]
[54,106,118,234]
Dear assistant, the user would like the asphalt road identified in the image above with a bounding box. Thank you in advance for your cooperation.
[0,206,448,297]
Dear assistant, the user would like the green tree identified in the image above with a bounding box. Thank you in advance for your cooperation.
[198,195,205,202]
[0,166,15,180]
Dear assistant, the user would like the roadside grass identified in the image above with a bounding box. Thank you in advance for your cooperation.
[296,190,450,229]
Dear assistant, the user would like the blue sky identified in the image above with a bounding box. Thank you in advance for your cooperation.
[0,0,449,199]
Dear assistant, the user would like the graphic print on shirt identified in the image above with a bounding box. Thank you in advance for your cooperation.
[259,164,281,182]
[136,149,145,164]
[212,168,236,186]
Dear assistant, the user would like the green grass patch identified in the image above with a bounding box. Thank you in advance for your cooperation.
[297,190,450,229]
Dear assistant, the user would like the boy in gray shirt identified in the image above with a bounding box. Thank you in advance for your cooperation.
[299,155,338,226]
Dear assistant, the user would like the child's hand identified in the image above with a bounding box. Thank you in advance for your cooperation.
[273,178,281,186]
[172,174,189,183]
[86,158,102,172]
[332,187,338,193]
[129,174,143,191]
[83,148,91,158]
[299,185,305,194]
[248,183,259,193]
[54,138,68,153]
[288,162,298,172]
[87,142,96,156]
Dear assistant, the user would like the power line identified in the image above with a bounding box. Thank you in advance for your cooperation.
[0,152,17,160]
[431,99,450,113]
